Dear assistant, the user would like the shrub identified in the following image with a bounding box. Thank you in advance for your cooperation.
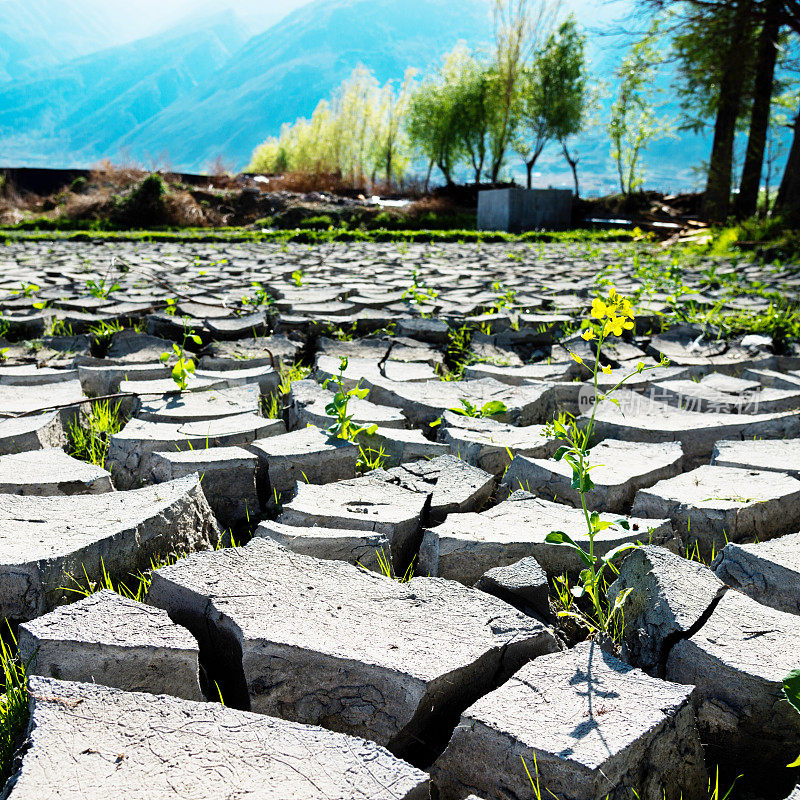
[69,176,88,194]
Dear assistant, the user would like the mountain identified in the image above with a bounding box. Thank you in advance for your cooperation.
[0,0,112,82]
[0,0,765,192]
[119,0,496,172]
[0,11,250,167]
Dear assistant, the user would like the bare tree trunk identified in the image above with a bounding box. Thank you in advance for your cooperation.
[704,0,754,222]
[424,160,433,193]
[735,0,782,219]
[775,102,800,225]
[526,161,534,189]
[562,141,580,198]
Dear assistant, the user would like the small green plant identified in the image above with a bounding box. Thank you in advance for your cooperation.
[88,319,124,355]
[241,282,274,308]
[357,441,388,472]
[291,270,305,287]
[783,669,800,767]
[46,319,74,338]
[370,548,415,583]
[492,281,518,310]
[66,400,125,467]
[0,624,28,783]
[431,398,508,427]
[64,536,239,603]
[160,318,202,391]
[543,287,669,639]
[278,362,312,396]
[164,297,178,316]
[85,278,121,298]
[323,357,377,441]
[403,269,438,309]
[11,282,39,298]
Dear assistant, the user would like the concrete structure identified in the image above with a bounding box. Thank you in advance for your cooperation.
[477,188,573,232]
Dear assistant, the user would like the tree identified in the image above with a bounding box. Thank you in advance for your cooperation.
[639,0,800,221]
[735,0,784,217]
[451,49,493,183]
[486,0,556,182]
[607,25,671,195]
[560,82,602,198]
[514,17,588,189]
[372,69,416,186]
[407,69,463,187]
[775,96,800,224]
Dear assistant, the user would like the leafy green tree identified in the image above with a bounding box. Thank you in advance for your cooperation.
[407,49,470,187]
[640,0,800,221]
[514,17,588,189]
[486,0,556,182]
[607,25,672,195]
[372,69,416,186]
[450,48,493,184]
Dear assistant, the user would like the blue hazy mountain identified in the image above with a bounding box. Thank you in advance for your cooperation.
[119,0,497,174]
[0,0,714,192]
[0,0,114,82]
[0,11,250,168]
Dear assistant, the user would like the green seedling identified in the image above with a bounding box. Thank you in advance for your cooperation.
[543,286,670,639]
[431,398,508,427]
[0,623,28,783]
[291,270,305,286]
[11,282,39,298]
[242,282,274,307]
[361,548,415,583]
[85,278,121,298]
[160,318,202,392]
[323,357,377,441]
[403,269,438,309]
[66,400,124,467]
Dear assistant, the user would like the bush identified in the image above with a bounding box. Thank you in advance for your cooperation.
[70,176,88,194]
[298,214,335,229]
[115,174,167,227]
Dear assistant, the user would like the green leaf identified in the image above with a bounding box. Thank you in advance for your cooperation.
[350,387,370,400]
[610,587,633,616]
[783,669,800,715]
[615,518,631,530]
[159,352,170,363]
[545,531,594,567]
[602,542,638,563]
[481,400,508,417]
[430,418,442,427]
[190,334,203,345]
[553,446,570,461]
[365,424,378,435]
[339,357,349,372]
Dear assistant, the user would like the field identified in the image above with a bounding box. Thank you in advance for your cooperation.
[0,235,798,800]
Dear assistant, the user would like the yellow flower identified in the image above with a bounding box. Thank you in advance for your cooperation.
[569,351,584,365]
[581,328,596,341]
[618,298,635,320]
[590,299,608,320]
[603,315,625,337]
[608,286,620,303]
[601,365,612,375]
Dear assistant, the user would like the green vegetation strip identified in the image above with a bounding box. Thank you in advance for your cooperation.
[0,226,637,245]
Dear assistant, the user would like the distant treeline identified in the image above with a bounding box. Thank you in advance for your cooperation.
[248,0,800,225]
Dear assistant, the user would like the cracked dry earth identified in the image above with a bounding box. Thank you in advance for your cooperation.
[0,239,799,800]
